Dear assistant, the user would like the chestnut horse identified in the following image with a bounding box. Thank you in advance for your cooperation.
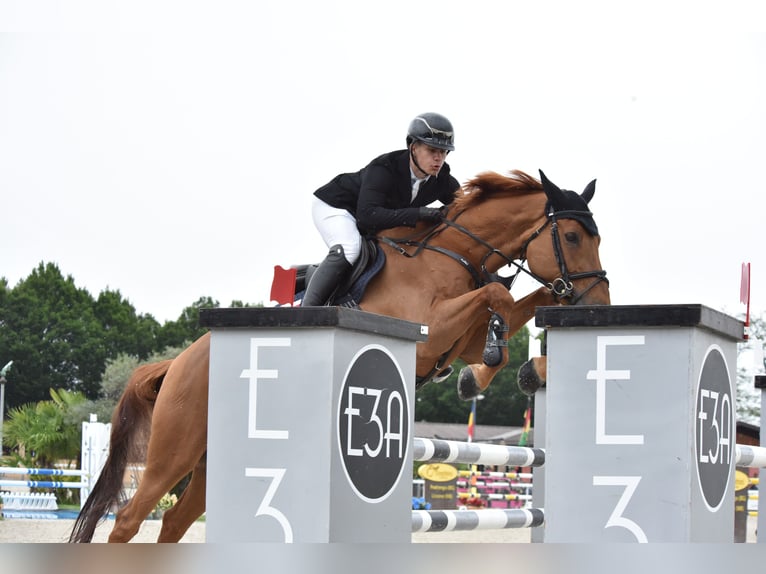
[69,169,610,543]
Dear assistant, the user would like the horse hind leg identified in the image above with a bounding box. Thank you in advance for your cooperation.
[107,434,204,542]
[107,484,169,542]
[157,456,207,543]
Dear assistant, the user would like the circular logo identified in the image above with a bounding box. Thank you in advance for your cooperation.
[337,345,410,503]
[695,345,734,511]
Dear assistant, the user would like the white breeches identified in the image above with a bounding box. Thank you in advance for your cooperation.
[311,197,362,265]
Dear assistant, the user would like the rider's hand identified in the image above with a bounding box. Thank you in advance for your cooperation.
[418,207,443,223]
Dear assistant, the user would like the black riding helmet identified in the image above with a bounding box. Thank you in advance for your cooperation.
[406,113,455,151]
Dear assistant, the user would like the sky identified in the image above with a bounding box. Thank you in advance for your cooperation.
[2,1,765,331]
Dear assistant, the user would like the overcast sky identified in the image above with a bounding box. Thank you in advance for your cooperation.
[2,1,764,328]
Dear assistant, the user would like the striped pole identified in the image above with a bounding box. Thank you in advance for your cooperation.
[458,470,533,480]
[413,437,545,467]
[0,480,87,489]
[456,480,533,489]
[736,444,766,468]
[457,492,533,501]
[0,467,85,477]
[412,508,544,532]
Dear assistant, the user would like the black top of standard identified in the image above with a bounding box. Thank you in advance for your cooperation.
[199,306,428,342]
[535,304,744,342]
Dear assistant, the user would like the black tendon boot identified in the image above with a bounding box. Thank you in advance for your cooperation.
[301,244,353,306]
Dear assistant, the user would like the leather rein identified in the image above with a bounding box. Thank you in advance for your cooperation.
[378,208,608,304]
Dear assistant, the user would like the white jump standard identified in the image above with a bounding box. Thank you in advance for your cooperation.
[534,303,743,543]
[200,307,425,543]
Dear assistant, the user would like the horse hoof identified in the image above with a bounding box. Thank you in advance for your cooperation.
[457,367,481,401]
[517,359,545,396]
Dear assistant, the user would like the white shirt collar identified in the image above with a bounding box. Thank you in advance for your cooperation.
[410,168,430,202]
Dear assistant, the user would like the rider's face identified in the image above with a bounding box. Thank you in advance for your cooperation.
[411,142,448,177]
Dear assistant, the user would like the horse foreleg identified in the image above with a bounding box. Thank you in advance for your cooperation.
[518,355,548,395]
[481,311,512,367]
[419,283,517,400]
[456,318,506,400]
[157,455,207,543]
[457,287,555,400]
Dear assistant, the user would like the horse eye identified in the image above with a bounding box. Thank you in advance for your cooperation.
[564,232,579,244]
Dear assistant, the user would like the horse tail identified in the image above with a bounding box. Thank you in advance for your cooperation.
[68,359,173,543]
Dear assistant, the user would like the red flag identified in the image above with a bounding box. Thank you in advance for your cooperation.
[741,262,751,340]
[270,265,297,306]
[741,262,750,305]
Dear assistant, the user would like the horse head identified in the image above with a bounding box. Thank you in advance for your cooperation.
[524,170,610,306]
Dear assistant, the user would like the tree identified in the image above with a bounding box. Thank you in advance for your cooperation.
[2,388,86,468]
[0,262,223,412]
[156,296,218,350]
[0,263,107,403]
[93,289,160,360]
[0,277,8,314]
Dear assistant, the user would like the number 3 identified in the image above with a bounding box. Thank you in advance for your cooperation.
[593,475,648,543]
[245,467,294,543]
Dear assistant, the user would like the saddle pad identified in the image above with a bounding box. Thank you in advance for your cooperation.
[336,245,387,307]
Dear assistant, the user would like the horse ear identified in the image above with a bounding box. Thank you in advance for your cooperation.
[581,179,596,204]
[539,169,564,206]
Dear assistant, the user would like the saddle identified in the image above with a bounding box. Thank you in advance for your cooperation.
[293,239,386,307]
[280,239,453,387]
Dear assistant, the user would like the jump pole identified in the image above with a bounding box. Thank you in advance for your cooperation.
[199,307,425,543]
[533,304,743,542]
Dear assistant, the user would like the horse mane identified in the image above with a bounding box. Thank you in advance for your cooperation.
[453,169,542,210]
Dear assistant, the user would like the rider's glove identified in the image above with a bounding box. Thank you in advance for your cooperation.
[418,207,443,223]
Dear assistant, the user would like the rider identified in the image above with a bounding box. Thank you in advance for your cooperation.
[302,112,460,306]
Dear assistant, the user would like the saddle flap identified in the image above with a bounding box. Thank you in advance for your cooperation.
[337,239,378,294]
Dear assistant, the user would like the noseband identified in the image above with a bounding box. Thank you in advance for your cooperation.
[379,208,608,303]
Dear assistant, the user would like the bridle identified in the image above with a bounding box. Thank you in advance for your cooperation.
[512,209,609,303]
[378,207,608,304]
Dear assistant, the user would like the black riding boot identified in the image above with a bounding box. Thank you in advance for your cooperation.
[301,244,353,306]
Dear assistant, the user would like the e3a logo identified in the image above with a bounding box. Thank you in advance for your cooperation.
[695,345,734,511]
[337,345,410,503]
